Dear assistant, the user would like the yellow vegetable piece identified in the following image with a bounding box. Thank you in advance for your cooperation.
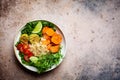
[29,34,40,44]
[20,34,29,44]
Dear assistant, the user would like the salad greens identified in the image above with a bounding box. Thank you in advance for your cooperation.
[19,51,62,73]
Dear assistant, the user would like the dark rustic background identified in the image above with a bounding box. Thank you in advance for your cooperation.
[0,0,120,80]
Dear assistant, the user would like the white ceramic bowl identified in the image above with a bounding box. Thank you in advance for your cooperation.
[14,20,66,73]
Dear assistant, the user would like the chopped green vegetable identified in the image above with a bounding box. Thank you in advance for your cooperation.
[19,50,62,73]
[33,51,63,73]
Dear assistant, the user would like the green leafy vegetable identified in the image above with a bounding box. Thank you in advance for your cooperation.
[34,52,62,73]
[19,51,62,73]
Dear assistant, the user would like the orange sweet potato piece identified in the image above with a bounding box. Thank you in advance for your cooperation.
[42,27,49,34]
[41,39,50,45]
[46,28,55,36]
[47,44,52,50]
[50,45,60,53]
[43,34,50,40]
[51,33,62,44]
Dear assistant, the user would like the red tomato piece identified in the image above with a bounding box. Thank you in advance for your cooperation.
[17,43,34,62]
[24,55,29,62]
[23,44,29,50]
[28,52,34,58]
[16,43,23,50]
[24,49,30,55]
[19,47,24,53]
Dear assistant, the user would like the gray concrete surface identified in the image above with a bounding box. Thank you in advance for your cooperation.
[0,0,120,80]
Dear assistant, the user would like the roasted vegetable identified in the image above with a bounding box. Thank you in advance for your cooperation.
[29,34,40,43]
[51,33,62,44]
[20,34,29,44]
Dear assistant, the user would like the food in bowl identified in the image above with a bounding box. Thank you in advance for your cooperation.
[14,20,65,73]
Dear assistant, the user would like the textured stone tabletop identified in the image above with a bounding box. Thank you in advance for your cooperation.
[0,0,120,80]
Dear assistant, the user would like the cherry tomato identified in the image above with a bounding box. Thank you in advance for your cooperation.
[19,47,24,53]
[16,43,23,50]
[23,44,29,50]
[24,55,29,62]
[24,49,30,55]
[28,52,34,58]
[16,43,34,61]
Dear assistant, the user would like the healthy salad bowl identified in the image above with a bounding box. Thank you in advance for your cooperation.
[14,20,66,73]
